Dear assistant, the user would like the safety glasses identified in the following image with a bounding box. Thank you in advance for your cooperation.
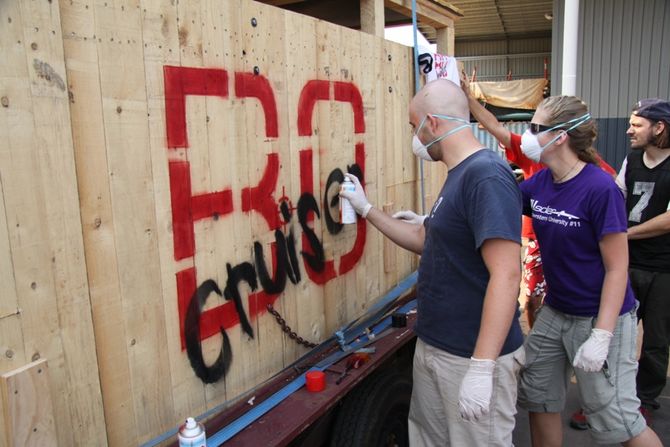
[529,123,555,134]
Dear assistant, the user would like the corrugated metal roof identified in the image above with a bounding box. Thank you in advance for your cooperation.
[427,0,554,41]
[258,0,554,43]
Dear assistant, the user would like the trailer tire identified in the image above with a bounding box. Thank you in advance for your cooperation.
[330,370,412,447]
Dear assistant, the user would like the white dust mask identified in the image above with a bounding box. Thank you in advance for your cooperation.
[412,135,435,161]
[520,130,544,162]
[412,114,471,162]
[520,113,592,162]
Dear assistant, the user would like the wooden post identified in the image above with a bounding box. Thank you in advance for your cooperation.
[435,25,455,56]
[360,0,385,37]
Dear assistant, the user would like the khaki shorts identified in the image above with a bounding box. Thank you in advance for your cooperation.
[518,305,647,444]
[408,338,524,446]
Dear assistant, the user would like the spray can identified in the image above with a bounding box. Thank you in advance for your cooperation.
[340,177,357,224]
[178,417,206,447]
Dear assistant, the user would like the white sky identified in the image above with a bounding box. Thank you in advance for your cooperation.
[384,25,437,53]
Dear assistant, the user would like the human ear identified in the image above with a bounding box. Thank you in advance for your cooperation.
[427,114,440,133]
[654,121,665,136]
[555,130,568,145]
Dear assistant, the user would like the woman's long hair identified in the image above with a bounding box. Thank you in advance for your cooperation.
[539,96,600,165]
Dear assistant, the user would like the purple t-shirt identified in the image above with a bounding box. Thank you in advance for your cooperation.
[520,163,635,316]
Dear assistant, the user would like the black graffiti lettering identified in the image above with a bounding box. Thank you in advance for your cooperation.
[279,200,301,284]
[254,230,289,294]
[223,262,257,338]
[280,200,291,222]
[186,168,359,382]
[185,279,233,384]
[347,163,363,183]
[324,168,344,235]
[297,193,325,272]
[286,229,301,284]
[418,53,433,74]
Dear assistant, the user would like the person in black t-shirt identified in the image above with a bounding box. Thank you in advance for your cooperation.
[615,98,670,422]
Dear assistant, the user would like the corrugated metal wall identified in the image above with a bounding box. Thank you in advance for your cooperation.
[457,38,552,82]
[553,0,670,170]
[473,122,530,157]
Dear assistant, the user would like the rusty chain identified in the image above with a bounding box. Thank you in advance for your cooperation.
[266,304,317,348]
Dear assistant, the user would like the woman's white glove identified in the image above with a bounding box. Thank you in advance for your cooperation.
[340,174,372,218]
[458,357,495,421]
[392,210,427,225]
[573,328,613,372]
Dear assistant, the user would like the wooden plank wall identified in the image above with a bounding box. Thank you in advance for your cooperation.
[0,0,106,446]
[0,0,439,444]
[1,360,57,447]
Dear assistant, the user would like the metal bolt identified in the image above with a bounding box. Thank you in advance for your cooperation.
[130,338,136,346]
[388,54,392,61]
[388,86,393,93]
[5,349,13,359]
[1,96,9,107]
[251,17,257,27]
[253,66,260,75]
[31,42,38,50]
[116,106,122,114]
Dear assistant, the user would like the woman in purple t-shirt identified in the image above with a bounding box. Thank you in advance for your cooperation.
[516,96,661,446]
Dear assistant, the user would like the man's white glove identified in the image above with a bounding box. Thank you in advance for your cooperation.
[392,210,427,225]
[573,328,613,372]
[458,357,495,421]
[340,174,372,218]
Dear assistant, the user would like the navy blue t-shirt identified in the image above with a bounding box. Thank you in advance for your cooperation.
[415,149,524,358]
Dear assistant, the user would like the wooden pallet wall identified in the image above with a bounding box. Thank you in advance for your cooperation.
[0,0,106,445]
[0,0,434,444]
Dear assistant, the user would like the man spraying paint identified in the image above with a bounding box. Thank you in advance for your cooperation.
[341,79,524,445]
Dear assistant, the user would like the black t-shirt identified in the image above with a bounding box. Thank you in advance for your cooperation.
[625,151,670,272]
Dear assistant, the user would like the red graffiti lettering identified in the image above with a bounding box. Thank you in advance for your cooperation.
[339,143,366,274]
[297,80,367,281]
[241,153,280,230]
[164,65,229,149]
[164,66,368,349]
[234,72,279,138]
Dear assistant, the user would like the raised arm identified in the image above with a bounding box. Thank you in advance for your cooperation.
[460,71,512,148]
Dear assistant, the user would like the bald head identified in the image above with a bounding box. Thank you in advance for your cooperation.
[411,79,470,121]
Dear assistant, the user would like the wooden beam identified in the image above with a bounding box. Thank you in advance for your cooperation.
[435,25,455,55]
[1,360,57,447]
[257,0,306,5]
[384,0,462,29]
[360,0,385,37]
